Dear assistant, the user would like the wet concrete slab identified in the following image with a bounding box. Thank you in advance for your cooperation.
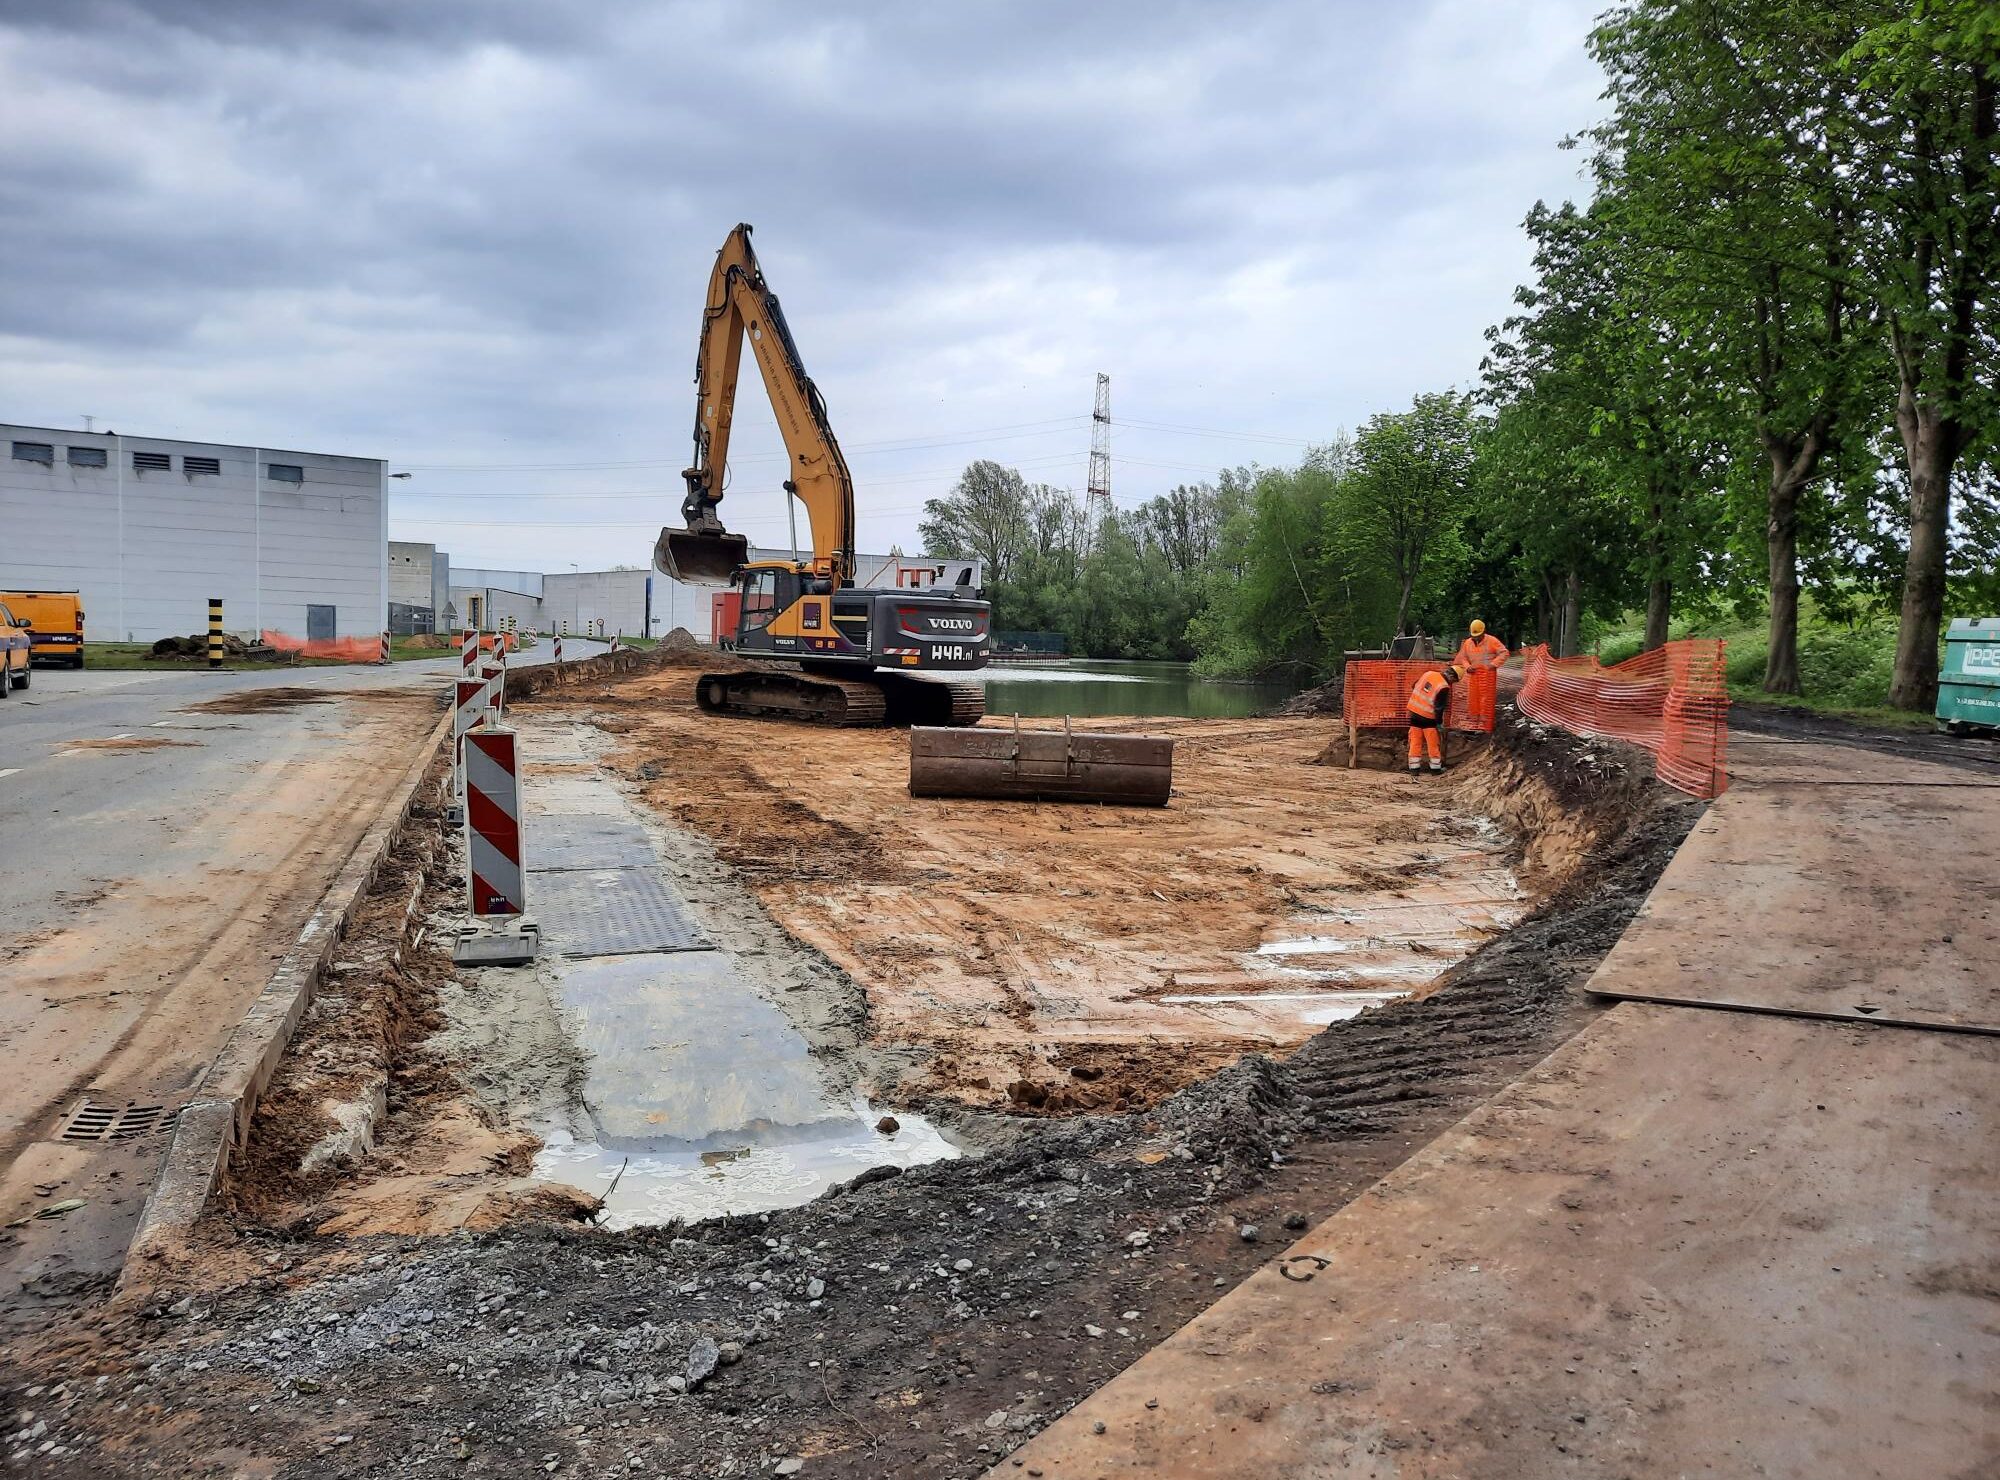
[506,716,960,1224]
[552,951,832,1145]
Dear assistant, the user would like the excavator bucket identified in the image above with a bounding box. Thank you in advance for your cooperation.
[655,526,751,585]
[908,718,1174,806]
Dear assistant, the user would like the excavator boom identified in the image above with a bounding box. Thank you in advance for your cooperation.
[658,223,855,586]
[656,223,991,729]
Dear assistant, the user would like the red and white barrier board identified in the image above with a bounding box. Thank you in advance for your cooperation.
[463,729,526,919]
[553,633,564,664]
[461,628,479,675]
[453,675,490,761]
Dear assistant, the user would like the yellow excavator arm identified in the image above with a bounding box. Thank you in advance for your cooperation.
[659,223,857,586]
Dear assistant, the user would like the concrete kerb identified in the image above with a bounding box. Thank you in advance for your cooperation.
[120,703,455,1293]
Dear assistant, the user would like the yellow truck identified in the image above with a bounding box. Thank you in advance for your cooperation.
[1,589,86,668]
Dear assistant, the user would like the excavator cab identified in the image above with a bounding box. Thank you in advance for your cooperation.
[655,526,751,586]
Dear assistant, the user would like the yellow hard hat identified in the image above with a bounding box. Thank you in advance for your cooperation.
[1443,664,1462,682]
[1469,619,1486,637]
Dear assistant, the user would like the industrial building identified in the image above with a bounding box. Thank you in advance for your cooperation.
[1,422,387,643]
[388,541,453,634]
[436,550,983,642]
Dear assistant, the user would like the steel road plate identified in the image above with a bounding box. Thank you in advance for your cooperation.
[527,817,660,873]
[532,867,709,957]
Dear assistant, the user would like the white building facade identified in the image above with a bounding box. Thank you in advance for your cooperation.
[1,423,387,643]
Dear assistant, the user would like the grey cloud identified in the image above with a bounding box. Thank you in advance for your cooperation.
[0,0,1603,566]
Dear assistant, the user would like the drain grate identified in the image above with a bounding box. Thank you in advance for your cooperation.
[57,1100,179,1143]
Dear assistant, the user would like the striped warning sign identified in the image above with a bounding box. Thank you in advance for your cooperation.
[553,633,564,664]
[481,656,505,715]
[453,676,490,778]
[464,729,525,918]
[461,627,479,675]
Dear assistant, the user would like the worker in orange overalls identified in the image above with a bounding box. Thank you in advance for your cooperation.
[1407,664,1460,774]
[1453,619,1510,673]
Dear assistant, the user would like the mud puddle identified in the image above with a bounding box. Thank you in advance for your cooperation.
[533,1099,958,1229]
[179,686,340,714]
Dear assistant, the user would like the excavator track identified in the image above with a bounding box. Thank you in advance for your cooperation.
[690,666,984,728]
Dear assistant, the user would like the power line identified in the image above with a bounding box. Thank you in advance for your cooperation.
[397,415,1090,471]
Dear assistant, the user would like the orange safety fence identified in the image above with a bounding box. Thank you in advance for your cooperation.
[1343,660,1498,734]
[260,630,383,663]
[1517,639,1729,798]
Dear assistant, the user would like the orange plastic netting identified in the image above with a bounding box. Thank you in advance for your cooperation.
[1517,640,1729,798]
[1343,660,1498,734]
[261,630,384,662]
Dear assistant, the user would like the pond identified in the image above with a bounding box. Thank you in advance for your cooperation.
[953,658,1303,720]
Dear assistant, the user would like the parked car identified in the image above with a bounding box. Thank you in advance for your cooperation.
[0,589,85,668]
[0,601,33,696]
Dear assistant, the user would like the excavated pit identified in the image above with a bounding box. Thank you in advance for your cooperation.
[5,661,1699,1480]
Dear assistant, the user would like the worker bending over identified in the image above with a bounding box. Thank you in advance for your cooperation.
[1453,618,1509,673]
[1407,664,1460,774]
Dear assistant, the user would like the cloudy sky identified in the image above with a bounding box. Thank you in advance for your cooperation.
[0,0,1605,570]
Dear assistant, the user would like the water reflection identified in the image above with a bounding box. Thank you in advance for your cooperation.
[944,659,1302,719]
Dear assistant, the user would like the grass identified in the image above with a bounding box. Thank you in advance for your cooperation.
[1586,601,1939,731]
[82,641,358,671]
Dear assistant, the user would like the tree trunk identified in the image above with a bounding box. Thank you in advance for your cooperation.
[1644,577,1672,652]
[1761,439,1815,695]
[1393,571,1414,638]
[1642,485,1672,652]
[1561,570,1581,659]
[1535,579,1553,653]
[1887,402,1954,711]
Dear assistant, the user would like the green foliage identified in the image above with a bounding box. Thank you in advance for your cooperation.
[932,1,1997,699]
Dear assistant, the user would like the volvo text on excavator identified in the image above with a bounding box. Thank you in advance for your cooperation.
[654,223,989,727]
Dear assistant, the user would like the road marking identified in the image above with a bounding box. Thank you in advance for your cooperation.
[0,768,19,779]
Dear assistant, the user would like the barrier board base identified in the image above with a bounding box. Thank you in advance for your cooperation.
[452,919,541,967]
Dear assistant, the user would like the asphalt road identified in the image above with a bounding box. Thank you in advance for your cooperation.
[0,640,605,1316]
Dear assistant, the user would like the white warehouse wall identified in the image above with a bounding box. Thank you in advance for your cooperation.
[543,569,649,638]
[1,424,386,642]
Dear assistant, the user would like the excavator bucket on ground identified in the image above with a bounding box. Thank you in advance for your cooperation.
[655,526,751,585]
[908,718,1173,806]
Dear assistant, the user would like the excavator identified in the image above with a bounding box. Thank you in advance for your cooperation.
[655,224,989,727]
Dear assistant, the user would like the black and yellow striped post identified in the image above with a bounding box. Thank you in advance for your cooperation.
[207,598,224,670]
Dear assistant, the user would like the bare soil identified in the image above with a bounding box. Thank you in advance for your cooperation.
[572,668,1539,1115]
[1,696,1698,1479]
[180,687,341,715]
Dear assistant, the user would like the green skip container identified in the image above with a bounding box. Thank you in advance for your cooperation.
[1937,616,2000,733]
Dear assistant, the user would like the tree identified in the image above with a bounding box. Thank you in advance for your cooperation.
[1485,200,1735,651]
[1338,393,1480,635]
[919,461,1030,582]
[1586,0,1885,691]
[1846,1,2000,707]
